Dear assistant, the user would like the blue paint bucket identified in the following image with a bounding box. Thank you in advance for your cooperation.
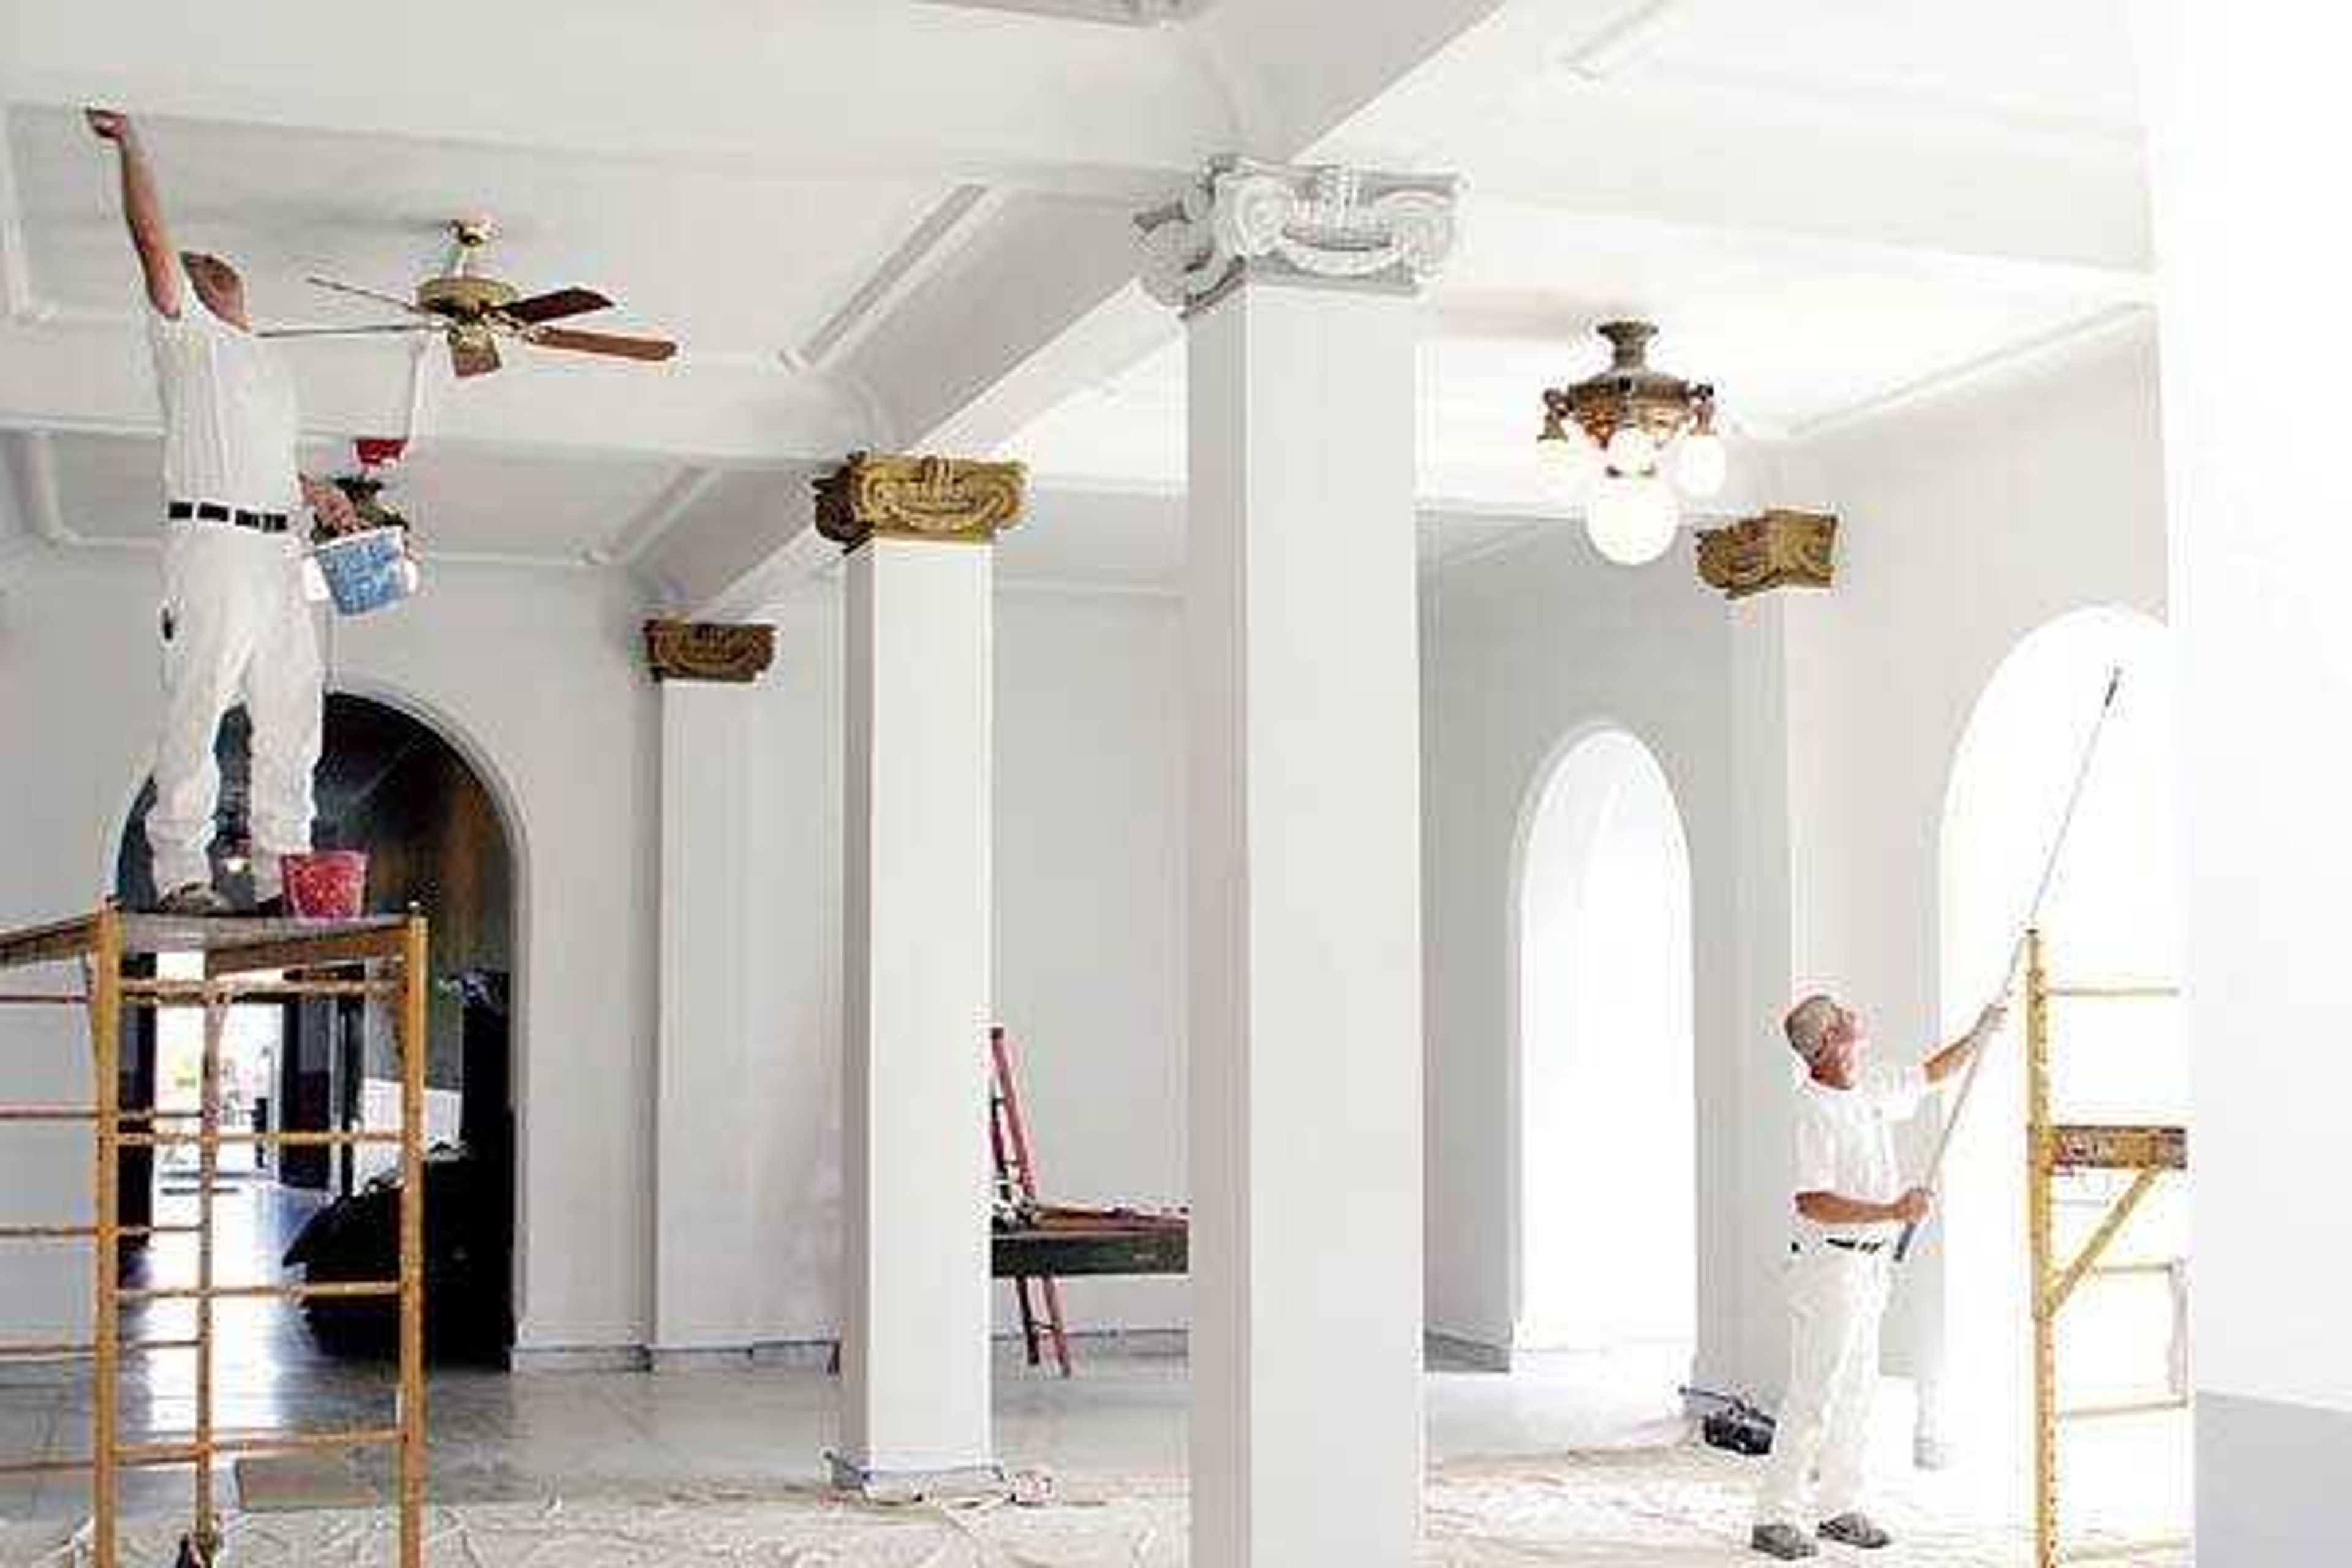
[311,527,417,617]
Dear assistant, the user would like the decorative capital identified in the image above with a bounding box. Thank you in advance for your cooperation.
[811,452,1027,549]
[1695,510,1838,600]
[643,619,776,684]
[1136,157,1460,312]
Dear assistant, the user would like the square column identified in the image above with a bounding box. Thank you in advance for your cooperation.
[646,620,777,1359]
[1141,159,1457,1568]
[815,453,1025,1494]
[2138,7,2352,1560]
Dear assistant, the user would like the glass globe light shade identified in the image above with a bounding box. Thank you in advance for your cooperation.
[1536,418,1605,499]
[1604,424,1658,475]
[1673,429,1728,498]
[1585,472,1679,566]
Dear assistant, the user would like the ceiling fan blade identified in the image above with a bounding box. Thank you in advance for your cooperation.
[259,322,439,339]
[500,287,612,325]
[448,334,502,379]
[306,276,432,315]
[529,327,677,363]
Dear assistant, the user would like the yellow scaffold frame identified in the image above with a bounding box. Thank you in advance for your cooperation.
[2025,927,2189,1567]
[0,905,428,1568]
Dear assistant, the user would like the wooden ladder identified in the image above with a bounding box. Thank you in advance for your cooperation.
[988,1025,1071,1377]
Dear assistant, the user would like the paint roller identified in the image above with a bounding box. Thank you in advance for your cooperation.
[1895,664,2125,1264]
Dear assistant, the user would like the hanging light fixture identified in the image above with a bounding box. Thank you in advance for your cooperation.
[1536,320,1725,565]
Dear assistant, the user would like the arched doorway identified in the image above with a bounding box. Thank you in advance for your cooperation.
[113,692,519,1364]
[1512,728,1695,1374]
[1938,607,2185,1522]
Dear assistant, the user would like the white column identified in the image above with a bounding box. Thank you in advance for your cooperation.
[1699,515,1839,1415]
[2138,6,2352,1559]
[1142,159,1456,1568]
[649,622,774,1359]
[820,454,1023,1495]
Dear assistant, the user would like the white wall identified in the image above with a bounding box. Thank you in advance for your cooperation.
[1420,514,1742,1379]
[1777,322,2169,1419]
[1418,323,2169,1414]
[1,541,1190,1358]
[731,578,1188,1346]
[0,545,658,1354]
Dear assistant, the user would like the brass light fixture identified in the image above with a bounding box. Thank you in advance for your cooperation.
[1536,320,1727,565]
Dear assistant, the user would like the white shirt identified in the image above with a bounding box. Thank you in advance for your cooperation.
[1790,1058,1931,1245]
[148,291,301,514]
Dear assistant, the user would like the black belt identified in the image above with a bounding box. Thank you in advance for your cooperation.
[1792,1238,1887,1256]
[168,500,289,534]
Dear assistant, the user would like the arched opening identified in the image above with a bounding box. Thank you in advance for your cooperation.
[1512,727,1695,1381]
[113,692,519,1367]
[1938,607,2186,1529]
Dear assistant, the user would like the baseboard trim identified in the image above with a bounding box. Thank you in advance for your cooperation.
[511,1344,650,1373]
[523,1328,1189,1376]
[1425,1330,1512,1373]
[825,1452,1005,1503]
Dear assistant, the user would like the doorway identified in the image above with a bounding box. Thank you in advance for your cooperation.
[1512,728,1696,1375]
[1938,607,2185,1532]
[115,692,519,1367]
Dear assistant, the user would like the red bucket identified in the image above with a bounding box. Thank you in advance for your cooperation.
[282,851,369,919]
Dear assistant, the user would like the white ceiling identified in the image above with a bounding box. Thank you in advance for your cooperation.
[0,0,2155,600]
[1000,0,2152,508]
[1001,221,2134,503]
[1604,0,2142,139]
[7,104,951,361]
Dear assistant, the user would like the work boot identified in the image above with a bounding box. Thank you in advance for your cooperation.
[151,881,230,917]
[1818,1513,1893,1550]
[1751,1523,1819,1559]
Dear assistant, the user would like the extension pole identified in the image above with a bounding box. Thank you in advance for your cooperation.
[1895,665,2124,1262]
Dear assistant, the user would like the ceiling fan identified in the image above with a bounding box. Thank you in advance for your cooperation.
[263,218,677,379]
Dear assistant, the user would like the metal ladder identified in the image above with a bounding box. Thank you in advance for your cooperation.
[987,1025,1071,1377]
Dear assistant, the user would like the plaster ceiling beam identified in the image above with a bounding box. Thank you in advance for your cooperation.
[0,431,53,588]
[798,185,1005,371]
[0,1,1235,197]
[658,0,1526,616]
[835,193,1150,450]
[0,429,70,546]
[627,466,834,617]
[589,469,726,570]
[0,111,32,321]
[0,320,878,467]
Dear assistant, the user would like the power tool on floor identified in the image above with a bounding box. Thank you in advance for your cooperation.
[1683,1385,1776,1456]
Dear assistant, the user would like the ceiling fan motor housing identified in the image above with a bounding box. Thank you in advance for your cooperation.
[417,274,519,317]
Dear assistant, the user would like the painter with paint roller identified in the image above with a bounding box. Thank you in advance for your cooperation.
[86,108,368,916]
[1749,669,2123,1560]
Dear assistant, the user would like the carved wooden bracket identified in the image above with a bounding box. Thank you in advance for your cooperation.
[812,452,1026,549]
[1695,509,1838,599]
[643,620,777,684]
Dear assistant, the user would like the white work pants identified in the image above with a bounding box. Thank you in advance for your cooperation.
[146,522,322,898]
[1755,1244,1890,1530]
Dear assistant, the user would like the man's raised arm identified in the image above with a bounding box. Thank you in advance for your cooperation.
[1924,1000,2008,1085]
[86,108,181,318]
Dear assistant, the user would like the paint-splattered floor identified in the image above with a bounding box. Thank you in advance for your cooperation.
[0,1446,2187,1566]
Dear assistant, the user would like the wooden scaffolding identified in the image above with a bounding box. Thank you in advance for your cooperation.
[2024,927,2189,1568]
[0,906,428,1568]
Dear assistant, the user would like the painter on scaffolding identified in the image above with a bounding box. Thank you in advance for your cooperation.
[1750,992,2004,1560]
[88,108,360,916]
